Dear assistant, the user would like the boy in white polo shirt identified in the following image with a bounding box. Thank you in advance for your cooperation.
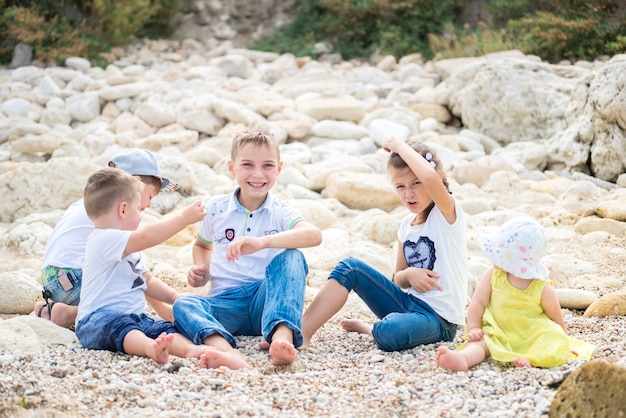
[173,128,322,367]
[34,148,179,328]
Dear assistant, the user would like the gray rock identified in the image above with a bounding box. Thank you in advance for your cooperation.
[9,43,33,68]
[549,359,626,418]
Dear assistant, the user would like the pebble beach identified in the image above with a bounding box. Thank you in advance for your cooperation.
[1,37,625,417]
[1,314,625,417]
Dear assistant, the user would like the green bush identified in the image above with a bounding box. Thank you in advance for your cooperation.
[0,0,624,66]
[429,0,625,62]
[250,0,462,60]
[428,23,515,59]
[0,3,98,65]
[509,11,625,62]
[0,0,180,65]
[94,0,153,46]
[93,0,180,45]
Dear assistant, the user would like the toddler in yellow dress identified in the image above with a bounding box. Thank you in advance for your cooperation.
[436,217,595,371]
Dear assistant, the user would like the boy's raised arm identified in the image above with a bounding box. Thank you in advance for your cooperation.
[125,201,206,255]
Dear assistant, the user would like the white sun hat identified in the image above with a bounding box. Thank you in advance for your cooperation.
[477,217,549,280]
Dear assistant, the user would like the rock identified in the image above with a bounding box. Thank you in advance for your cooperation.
[10,43,33,68]
[0,271,41,315]
[555,289,598,310]
[549,359,626,418]
[583,288,626,317]
[11,316,81,347]
[66,92,101,122]
[325,172,401,212]
[574,216,626,236]
[0,158,100,223]
[0,320,44,354]
[296,95,366,122]
[595,190,626,222]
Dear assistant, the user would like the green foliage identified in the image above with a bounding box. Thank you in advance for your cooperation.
[428,23,515,59]
[509,10,626,62]
[0,0,180,65]
[93,0,153,46]
[17,396,31,409]
[250,2,325,57]
[93,0,180,45]
[137,0,181,39]
[0,0,623,66]
[485,0,535,24]
[430,0,625,62]
[0,3,98,65]
[250,0,462,60]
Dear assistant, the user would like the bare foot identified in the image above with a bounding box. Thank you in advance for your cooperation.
[435,346,469,372]
[513,358,531,368]
[199,349,252,370]
[34,301,77,329]
[269,340,297,366]
[147,333,174,365]
[340,319,373,336]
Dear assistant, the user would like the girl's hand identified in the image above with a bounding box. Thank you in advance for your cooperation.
[188,265,210,287]
[466,328,484,342]
[382,136,405,153]
[406,267,443,293]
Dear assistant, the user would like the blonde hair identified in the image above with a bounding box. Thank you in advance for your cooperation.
[231,128,280,160]
[84,168,142,220]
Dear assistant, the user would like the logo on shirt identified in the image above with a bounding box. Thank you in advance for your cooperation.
[128,259,145,289]
[403,236,436,270]
[225,228,235,241]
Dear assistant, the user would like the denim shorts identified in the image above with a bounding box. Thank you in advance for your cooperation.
[41,266,82,305]
[76,310,178,353]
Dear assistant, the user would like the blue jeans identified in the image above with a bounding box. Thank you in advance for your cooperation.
[173,249,308,348]
[76,310,178,353]
[331,257,457,352]
[41,267,82,305]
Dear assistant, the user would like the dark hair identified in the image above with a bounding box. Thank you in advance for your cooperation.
[387,141,451,193]
[231,128,280,160]
[138,175,162,195]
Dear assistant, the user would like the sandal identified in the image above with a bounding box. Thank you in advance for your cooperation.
[37,290,55,320]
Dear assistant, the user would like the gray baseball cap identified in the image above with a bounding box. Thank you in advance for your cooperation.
[109,148,179,192]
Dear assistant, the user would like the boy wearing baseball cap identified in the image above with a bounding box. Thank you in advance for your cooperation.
[34,148,179,329]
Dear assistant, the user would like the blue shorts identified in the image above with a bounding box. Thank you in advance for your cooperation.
[76,310,178,353]
[41,266,82,306]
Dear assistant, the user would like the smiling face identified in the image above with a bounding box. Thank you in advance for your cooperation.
[228,142,282,210]
[391,166,434,218]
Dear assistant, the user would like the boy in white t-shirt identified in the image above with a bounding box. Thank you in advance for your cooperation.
[76,167,250,368]
[34,148,178,328]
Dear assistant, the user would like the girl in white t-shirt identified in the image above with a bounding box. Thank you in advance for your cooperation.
[302,137,468,351]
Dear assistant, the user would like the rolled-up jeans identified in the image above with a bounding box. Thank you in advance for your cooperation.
[173,249,308,348]
[330,257,457,352]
